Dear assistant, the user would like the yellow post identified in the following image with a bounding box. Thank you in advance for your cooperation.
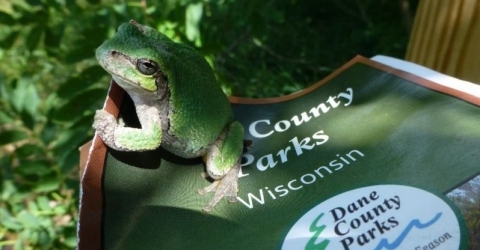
[406,0,480,83]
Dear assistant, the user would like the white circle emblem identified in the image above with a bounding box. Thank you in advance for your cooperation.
[282,185,461,250]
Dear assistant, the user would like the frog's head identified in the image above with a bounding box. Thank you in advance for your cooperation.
[95,20,172,93]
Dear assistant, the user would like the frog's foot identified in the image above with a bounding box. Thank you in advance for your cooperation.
[93,109,118,131]
[92,110,118,146]
[198,162,240,213]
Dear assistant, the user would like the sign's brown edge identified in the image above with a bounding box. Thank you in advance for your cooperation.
[229,55,480,107]
[77,55,480,249]
[78,81,124,250]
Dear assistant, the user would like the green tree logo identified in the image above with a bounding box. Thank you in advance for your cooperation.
[305,213,330,250]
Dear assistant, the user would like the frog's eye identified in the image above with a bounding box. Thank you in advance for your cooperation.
[136,58,159,75]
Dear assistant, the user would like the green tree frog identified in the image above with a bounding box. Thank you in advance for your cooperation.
[93,20,244,212]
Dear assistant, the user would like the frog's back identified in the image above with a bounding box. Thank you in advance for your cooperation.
[165,43,233,153]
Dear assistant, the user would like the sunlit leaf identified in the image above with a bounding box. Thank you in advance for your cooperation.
[36,196,51,211]
[14,239,24,250]
[17,211,42,229]
[63,236,77,247]
[10,77,39,117]
[52,204,68,215]
[0,209,22,230]
[185,2,203,44]
[0,180,16,200]
[34,176,60,192]
[27,200,39,212]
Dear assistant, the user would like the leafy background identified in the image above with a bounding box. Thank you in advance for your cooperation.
[11,0,480,249]
[448,177,480,249]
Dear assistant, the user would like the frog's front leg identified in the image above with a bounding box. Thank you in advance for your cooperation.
[198,121,244,212]
[93,107,162,151]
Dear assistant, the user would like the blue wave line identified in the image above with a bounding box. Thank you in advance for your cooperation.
[374,212,442,250]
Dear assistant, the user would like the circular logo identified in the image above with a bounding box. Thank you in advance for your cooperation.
[282,185,462,250]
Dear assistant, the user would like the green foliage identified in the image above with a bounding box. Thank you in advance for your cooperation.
[449,180,480,250]
[0,0,417,248]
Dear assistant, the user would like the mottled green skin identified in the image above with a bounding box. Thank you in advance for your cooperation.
[94,21,244,212]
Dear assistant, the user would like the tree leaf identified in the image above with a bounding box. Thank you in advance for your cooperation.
[15,144,45,158]
[20,110,35,130]
[38,120,56,146]
[10,77,39,116]
[0,111,13,125]
[0,11,15,25]
[56,65,107,99]
[17,211,41,229]
[53,126,91,162]
[63,236,77,247]
[58,148,80,174]
[0,30,19,49]
[33,176,60,192]
[185,2,203,44]
[26,24,44,51]
[86,0,101,4]
[15,162,52,176]
[44,25,65,56]
[0,129,27,146]
[64,26,108,63]
[0,208,23,230]
[36,196,51,211]
[51,88,106,122]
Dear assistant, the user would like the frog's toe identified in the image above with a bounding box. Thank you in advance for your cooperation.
[198,162,240,212]
[197,181,218,195]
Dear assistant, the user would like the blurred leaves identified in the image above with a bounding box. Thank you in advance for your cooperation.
[185,2,203,46]
[0,0,418,248]
[448,178,480,250]
[0,130,27,146]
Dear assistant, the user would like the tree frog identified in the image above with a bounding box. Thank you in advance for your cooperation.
[93,20,244,212]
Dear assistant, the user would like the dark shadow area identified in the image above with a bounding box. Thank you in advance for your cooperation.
[102,206,271,249]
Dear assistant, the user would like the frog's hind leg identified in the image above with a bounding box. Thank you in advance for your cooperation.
[198,121,244,212]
